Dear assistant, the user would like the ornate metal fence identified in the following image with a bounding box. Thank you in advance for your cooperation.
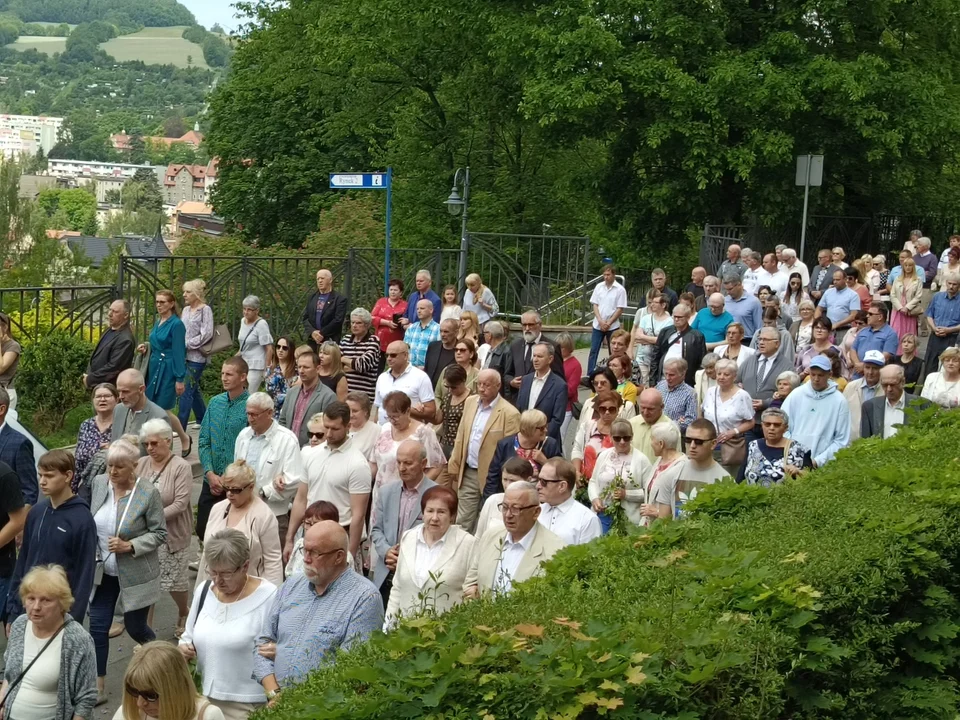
[0,285,117,345]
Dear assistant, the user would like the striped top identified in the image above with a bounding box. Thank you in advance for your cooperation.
[339,333,382,402]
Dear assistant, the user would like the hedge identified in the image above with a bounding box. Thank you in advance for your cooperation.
[261,406,960,719]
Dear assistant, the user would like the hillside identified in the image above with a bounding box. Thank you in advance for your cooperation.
[0,0,195,27]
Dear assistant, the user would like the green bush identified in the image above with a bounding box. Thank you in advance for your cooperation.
[18,331,92,435]
[262,408,960,719]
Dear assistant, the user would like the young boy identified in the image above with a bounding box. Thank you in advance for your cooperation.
[6,450,97,625]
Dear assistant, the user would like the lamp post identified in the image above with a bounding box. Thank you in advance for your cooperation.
[444,166,470,291]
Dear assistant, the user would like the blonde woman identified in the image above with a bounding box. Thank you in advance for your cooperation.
[179,279,214,429]
[115,641,224,720]
[458,311,481,348]
[317,341,348,400]
[890,256,924,345]
[921,347,960,408]
[831,247,848,269]
[462,274,499,325]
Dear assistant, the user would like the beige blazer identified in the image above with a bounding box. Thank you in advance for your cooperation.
[446,396,520,489]
[384,525,477,626]
[197,496,283,589]
[891,276,924,315]
[463,523,566,595]
[843,377,873,442]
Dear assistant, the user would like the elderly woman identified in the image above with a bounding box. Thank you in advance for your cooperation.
[385,486,476,629]
[178,279,214,429]
[579,368,636,427]
[921,346,960,408]
[714,323,756,368]
[769,370,801,409]
[701,358,754,475]
[339,308,382,402]
[694,353,718,410]
[463,273,499,325]
[180,529,278,720]
[435,364,473,458]
[371,279,408,353]
[264,336,298,419]
[598,330,642,385]
[75,383,117,492]
[640,423,686,526]
[89,439,166,700]
[371,391,446,499]
[115,641,225,720]
[304,413,326,447]
[317,341,348,400]
[588,419,652,532]
[556,332,582,439]
[737,407,812,486]
[137,418,194,636]
[789,300,817,353]
[476,457,532,538]
[486,409,563,494]
[572,391,622,483]
[832,246,848,269]
[346,391,380,461]
[197,459,283,588]
[796,317,839,379]
[237,295,274,392]
[0,311,21,411]
[1,565,97,720]
[872,255,889,296]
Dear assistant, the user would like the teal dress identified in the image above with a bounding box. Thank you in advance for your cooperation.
[146,315,186,410]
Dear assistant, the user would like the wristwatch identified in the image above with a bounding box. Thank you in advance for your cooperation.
[265,689,281,701]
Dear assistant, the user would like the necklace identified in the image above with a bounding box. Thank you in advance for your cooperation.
[217,575,249,605]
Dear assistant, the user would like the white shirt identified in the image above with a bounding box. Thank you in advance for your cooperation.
[475,493,505,538]
[374,364,436,424]
[93,484,121,576]
[528,370,550,410]
[742,267,761,295]
[235,421,306,516]
[10,622,63,720]
[883,395,905,438]
[349,420,381,462]
[467,396,498,469]
[301,439,372,526]
[714,344,756,368]
[664,334,683,362]
[414,525,449,588]
[237,317,274,371]
[756,269,789,295]
[538,496,602,545]
[702,386,754,434]
[589,281,628,330]
[494,528,536,594]
[782,260,810,287]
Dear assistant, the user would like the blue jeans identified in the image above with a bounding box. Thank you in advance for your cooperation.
[89,574,154,676]
[588,328,614,374]
[177,360,207,427]
[597,511,614,535]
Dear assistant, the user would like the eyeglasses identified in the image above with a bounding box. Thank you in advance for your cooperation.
[686,437,713,446]
[521,322,538,329]
[597,406,618,413]
[246,408,269,419]
[222,483,253,495]
[303,548,342,560]
[455,347,469,352]
[386,352,401,358]
[498,503,539,516]
[93,394,114,401]
[207,565,243,581]
[125,685,159,703]
[611,435,632,442]
[308,431,325,439]
[761,421,785,429]
[537,477,564,485]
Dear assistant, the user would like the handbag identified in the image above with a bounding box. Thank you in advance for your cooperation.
[200,324,233,357]
[713,390,747,467]
[0,620,67,710]
[572,401,583,420]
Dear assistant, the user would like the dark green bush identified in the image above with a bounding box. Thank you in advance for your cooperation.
[261,409,960,719]
[18,330,92,434]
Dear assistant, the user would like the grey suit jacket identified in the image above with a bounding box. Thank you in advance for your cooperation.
[737,350,795,422]
[278,381,337,447]
[370,477,438,589]
[860,393,927,438]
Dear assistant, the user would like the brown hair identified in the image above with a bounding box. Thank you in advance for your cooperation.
[421,485,459,516]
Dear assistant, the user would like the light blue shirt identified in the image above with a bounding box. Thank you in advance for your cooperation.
[926,291,960,329]
[253,570,383,686]
[724,294,763,338]
[817,287,860,326]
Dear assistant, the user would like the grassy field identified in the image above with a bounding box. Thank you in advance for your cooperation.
[30,21,78,28]
[8,25,207,69]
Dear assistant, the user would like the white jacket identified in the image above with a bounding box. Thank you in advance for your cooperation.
[234,421,306,516]
[588,447,653,526]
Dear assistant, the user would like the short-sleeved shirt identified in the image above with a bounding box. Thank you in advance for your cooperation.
[0,461,24,576]
[691,308,734,343]
[724,294,763,338]
[852,324,899,361]
[926,291,960,329]
[817,287,860,326]
[301,439,372,527]
[403,321,441,368]
[589,281,628,330]
[0,338,21,388]
[374,365,436,423]
[238,318,274,371]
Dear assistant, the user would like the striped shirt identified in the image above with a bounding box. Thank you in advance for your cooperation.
[253,570,383,686]
[339,333,382,402]
[198,390,250,479]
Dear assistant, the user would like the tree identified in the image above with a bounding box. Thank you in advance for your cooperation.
[122,169,163,213]
[210,23,225,34]
[186,54,192,68]
[37,187,97,235]
[162,115,187,138]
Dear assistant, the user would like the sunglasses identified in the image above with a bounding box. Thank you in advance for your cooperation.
[126,685,159,703]
[222,483,253,495]
[277,344,289,350]
[611,435,632,442]
[308,431,325,439]
[386,352,400,358]
[597,406,618,413]
[686,437,714,447]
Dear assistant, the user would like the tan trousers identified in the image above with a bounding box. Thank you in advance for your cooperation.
[458,466,481,535]
[208,698,263,720]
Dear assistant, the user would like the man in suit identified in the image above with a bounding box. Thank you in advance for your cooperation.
[481,321,510,388]
[843,350,883,442]
[648,303,706,386]
[279,351,336,447]
[370,439,437,607]
[446,370,520,533]
[504,311,563,401]
[424,319,458,387]
[302,268,348,350]
[809,248,841,302]
[861,364,928,439]
[83,299,135,388]
[463,480,566,598]
[516,343,567,443]
[737,328,794,441]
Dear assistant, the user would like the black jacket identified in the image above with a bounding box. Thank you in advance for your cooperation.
[85,324,135,387]
[482,435,563,501]
[649,326,707,386]
[503,335,564,400]
[484,343,510,393]
[809,263,841,298]
[424,341,456,388]
[302,290,348,348]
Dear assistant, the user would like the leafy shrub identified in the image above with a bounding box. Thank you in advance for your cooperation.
[18,331,92,435]
[262,410,960,719]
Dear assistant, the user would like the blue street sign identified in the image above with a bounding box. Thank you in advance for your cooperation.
[329,170,393,295]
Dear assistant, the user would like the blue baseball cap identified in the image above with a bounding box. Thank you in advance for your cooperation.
[809,356,831,372]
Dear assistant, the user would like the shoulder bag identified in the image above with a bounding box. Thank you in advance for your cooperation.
[713,389,746,467]
[200,322,233,358]
[239,318,263,354]
[0,620,68,711]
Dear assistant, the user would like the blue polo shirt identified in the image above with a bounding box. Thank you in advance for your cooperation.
[691,308,734,343]
[724,293,763,338]
[817,287,860,326]
[404,289,443,323]
[852,324,899,361]
[926,291,960,329]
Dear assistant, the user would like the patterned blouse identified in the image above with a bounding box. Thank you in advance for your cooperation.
[75,417,112,486]
[265,366,298,419]
[737,439,811,487]
[438,392,471,451]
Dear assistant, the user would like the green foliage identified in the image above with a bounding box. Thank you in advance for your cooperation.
[17,330,93,434]
[6,0,195,27]
[36,186,97,234]
[265,409,960,719]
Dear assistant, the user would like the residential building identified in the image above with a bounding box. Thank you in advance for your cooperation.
[163,164,208,205]
[0,114,62,155]
[48,159,164,186]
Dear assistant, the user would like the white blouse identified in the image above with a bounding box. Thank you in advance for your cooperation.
[921,373,960,408]
[349,420,381,462]
[714,344,756,368]
[702,386,755,434]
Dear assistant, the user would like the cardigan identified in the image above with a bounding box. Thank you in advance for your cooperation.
[136,455,194,553]
[3,615,97,720]
[197,496,284,588]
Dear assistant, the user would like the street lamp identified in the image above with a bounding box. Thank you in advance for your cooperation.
[444,167,469,289]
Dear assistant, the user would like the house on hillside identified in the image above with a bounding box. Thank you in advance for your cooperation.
[164,163,208,205]
[65,232,172,270]
[173,202,223,238]
[112,123,206,154]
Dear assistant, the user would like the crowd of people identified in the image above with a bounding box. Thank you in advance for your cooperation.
[0,237,953,719]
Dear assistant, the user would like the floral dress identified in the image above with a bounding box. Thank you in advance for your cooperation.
[737,439,811,487]
[75,417,111,488]
[437,393,470,456]
[265,366,298,419]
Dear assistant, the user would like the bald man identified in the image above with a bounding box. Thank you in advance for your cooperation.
[254,521,382,699]
[628,388,682,463]
[684,266,707,300]
[112,368,168,444]
[302,268,348,350]
[84,299,135,388]
[446,369,521,533]
[691,293,734,350]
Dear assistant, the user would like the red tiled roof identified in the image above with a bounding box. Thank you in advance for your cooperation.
[164,163,207,188]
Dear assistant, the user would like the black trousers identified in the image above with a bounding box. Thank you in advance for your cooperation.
[195,481,222,541]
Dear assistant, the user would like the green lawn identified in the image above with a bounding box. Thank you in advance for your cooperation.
[8,35,67,54]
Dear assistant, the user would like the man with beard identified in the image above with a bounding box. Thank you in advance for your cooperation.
[504,311,563,402]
